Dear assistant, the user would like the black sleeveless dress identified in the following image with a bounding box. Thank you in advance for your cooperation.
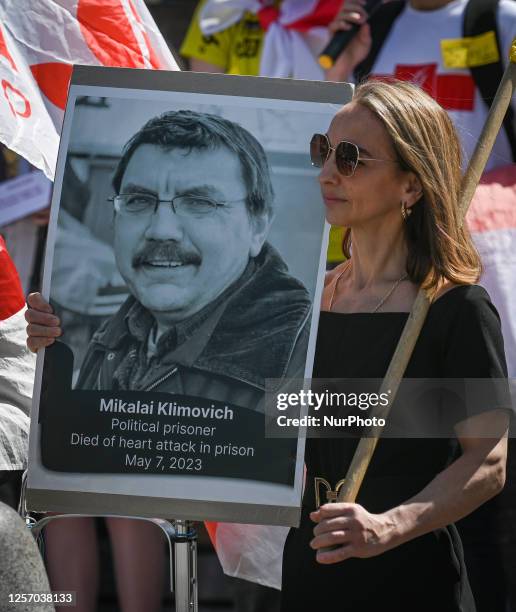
[281,285,509,612]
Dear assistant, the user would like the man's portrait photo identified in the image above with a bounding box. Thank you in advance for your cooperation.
[46,92,327,409]
[72,109,312,408]
[26,70,350,522]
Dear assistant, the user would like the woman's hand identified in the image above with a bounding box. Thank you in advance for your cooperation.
[310,502,397,564]
[325,1,372,83]
[25,292,62,352]
[309,411,509,565]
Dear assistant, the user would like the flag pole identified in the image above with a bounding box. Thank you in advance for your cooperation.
[335,38,516,505]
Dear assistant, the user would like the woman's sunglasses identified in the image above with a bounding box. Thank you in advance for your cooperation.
[310,133,396,177]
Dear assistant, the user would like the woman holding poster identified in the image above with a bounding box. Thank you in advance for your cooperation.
[281,80,511,610]
[25,79,511,611]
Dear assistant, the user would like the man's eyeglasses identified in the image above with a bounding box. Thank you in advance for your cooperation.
[310,133,396,177]
[108,193,245,218]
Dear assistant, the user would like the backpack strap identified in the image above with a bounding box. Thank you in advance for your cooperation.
[354,0,405,83]
[464,0,516,161]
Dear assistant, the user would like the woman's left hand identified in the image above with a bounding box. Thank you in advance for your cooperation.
[310,503,396,564]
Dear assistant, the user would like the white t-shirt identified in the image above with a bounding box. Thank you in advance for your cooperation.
[371,0,516,171]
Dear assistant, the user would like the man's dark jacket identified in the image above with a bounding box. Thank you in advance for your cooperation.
[76,243,312,411]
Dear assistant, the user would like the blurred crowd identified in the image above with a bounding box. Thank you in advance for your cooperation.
[1,0,515,610]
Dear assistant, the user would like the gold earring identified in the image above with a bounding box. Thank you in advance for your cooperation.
[401,201,412,221]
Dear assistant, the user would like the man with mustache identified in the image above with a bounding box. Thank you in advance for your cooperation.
[30,109,311,399]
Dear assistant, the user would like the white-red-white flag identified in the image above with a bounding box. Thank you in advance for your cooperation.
[0,0,179,180]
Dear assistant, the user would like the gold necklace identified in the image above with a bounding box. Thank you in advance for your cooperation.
[329,260,408,313]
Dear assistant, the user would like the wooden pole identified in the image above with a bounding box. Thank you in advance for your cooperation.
[336,38,516,505]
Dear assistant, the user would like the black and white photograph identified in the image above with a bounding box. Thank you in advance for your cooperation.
[27,67,352,524]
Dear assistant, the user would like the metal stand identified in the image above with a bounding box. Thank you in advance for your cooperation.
[172,520,198,612]
[19,476,198,611]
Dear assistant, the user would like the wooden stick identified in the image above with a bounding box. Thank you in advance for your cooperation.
[336,38,516,505]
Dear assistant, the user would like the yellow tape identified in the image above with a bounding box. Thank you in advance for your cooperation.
[511,38,516,63]
[441,31,499,69]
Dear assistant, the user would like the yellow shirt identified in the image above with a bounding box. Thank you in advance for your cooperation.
[180,0,265,76]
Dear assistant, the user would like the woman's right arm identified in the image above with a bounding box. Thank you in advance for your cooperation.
[25,292,62,352]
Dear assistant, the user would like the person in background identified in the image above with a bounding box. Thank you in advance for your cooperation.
[0,236,53,612]
[326,0,516,172]
[0,237,35,508]
[181,0,342,79]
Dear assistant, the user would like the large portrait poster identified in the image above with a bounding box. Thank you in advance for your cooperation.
[27,67,352,525]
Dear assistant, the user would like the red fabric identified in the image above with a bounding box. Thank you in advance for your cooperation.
[0,236,25,321]
[30,63,74,111]
[128,0,163,70]
[28,1,166,112]
[394,63,437,97]
[436,73,475,112]
[286,0,341,31]
[0,24,17,72]
[77,0,163,69]
[205,521,218,547]
[258,0,341,32]
[257,6,280,30]
[382,63,476,112]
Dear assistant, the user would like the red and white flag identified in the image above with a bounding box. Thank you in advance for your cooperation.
[0,236,35,470]
[0,0,179,180]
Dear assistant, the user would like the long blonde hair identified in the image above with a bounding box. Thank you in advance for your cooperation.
[342,79,481,296]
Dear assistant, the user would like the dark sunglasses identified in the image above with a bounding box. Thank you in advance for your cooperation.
[310,133,396,177]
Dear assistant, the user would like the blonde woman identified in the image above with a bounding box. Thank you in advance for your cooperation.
[281,80,510,611]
